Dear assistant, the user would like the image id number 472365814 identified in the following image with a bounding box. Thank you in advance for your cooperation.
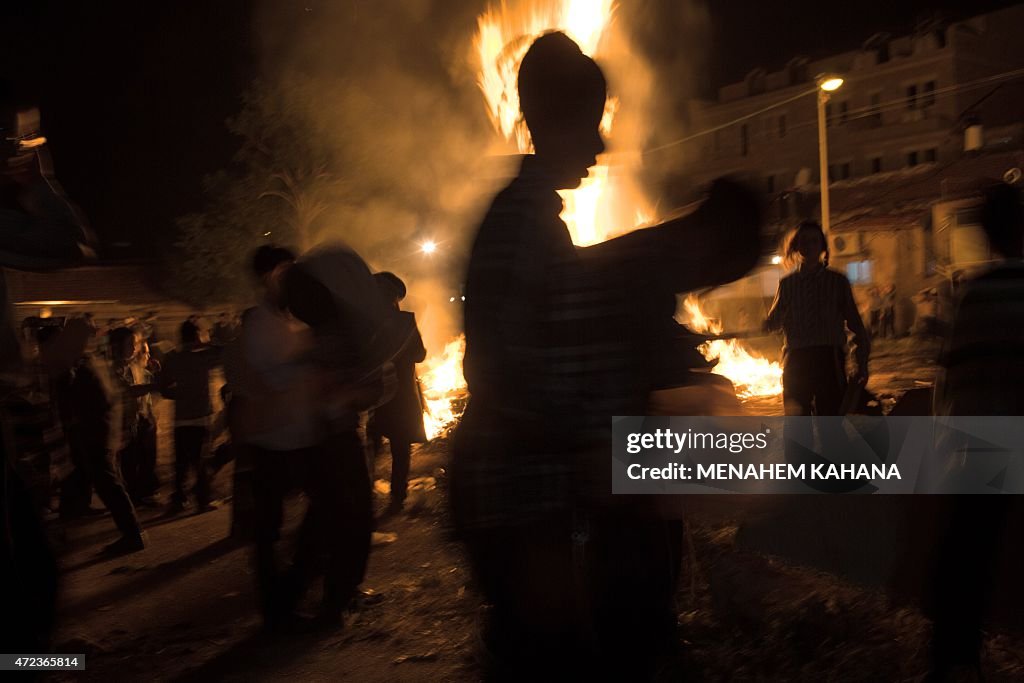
[2,655,85,671]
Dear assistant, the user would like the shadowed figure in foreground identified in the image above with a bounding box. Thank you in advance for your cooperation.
[452,31,762,680]
[1,85,94,655]
[927,182,1024,681]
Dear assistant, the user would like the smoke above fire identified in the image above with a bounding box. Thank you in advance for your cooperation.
[252,0,710,353]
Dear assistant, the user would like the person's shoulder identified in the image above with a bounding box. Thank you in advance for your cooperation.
[778,271,799,285]
[479,165,560,228]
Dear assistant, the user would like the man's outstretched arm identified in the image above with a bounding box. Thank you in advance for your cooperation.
[581,178,763,295]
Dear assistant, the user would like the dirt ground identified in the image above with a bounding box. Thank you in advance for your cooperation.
[42,335,1024,681]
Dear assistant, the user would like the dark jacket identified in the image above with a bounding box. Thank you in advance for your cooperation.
[370,311,426,444]
[159,346,221,421]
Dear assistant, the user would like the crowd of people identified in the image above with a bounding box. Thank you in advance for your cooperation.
[1,98,430,650]
[3,30,1024,681]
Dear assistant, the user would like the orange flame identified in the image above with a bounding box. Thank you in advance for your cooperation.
[420,335,467,440]
[681,295,783,399]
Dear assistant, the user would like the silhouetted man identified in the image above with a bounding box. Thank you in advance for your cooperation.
[368,271,427,515]
[160,321,221,513]
[928,182,1024,679]
[453,32,761,679]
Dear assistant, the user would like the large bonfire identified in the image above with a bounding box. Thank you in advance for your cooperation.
[417,0,781,439]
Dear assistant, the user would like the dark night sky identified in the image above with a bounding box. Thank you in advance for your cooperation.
[0,0,1017,259]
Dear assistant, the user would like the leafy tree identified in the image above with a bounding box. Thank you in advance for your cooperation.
[166,78,346,306]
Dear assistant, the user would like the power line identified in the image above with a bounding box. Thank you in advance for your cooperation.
[644,66,1024,155]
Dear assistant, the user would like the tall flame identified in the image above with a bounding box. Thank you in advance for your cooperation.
[420,335,467,440]
[681,295,783,399]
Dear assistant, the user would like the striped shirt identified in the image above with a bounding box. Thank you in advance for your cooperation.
[934,260,1024,416]
[766,266,870,372]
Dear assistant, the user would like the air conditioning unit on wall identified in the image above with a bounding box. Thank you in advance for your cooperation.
[830,232,862,256]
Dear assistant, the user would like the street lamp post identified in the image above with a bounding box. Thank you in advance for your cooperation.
[816,75,844,233]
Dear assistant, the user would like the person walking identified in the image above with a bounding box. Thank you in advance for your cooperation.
[231,246,333,630]
[48,324,147,555]
[368,272,426,515]
[879,283,897,338]
[867,286,882,336]
[111,329,160,507]
[765,220,870,418]
[159,320,221,514]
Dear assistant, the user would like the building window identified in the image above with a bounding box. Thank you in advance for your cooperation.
[924,147,937,163]
[846,260,873,285]
[829,163,851,181]
[868,92,882,125]
[778,114,787,138]
[765,175,775,194]
[906,84,918,109]
[923,80,936,107]
[825,102,833,127]
[907,151,919,167]
[870,156,883,174]
[839,101,849,125]
[740,124,749,157]
[956,207,982,227]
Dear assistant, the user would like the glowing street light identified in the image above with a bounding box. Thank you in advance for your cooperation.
[420,240,437,255]
[818,76,844,92]
[771,255,782,265]
[816,73,845,233]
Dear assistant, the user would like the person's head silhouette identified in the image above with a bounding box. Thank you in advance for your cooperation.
[518,32,606,190]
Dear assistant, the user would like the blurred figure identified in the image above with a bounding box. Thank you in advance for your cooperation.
[928,183,1024,680]
[159,320,221,514]
[2,86,94,653]
[453,32,761,679]
[230,245,330,630]
[879,283,897,338]
[765,220,870,418]
[912,288,940,337]
[51,325,147,555]
[117,334,160,506]
[368,271,426,515]
[866,286,882,336]
[221,312,257,543]
[281,245,407,629]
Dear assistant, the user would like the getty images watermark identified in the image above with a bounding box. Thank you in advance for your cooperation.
[612,416,1024,494]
